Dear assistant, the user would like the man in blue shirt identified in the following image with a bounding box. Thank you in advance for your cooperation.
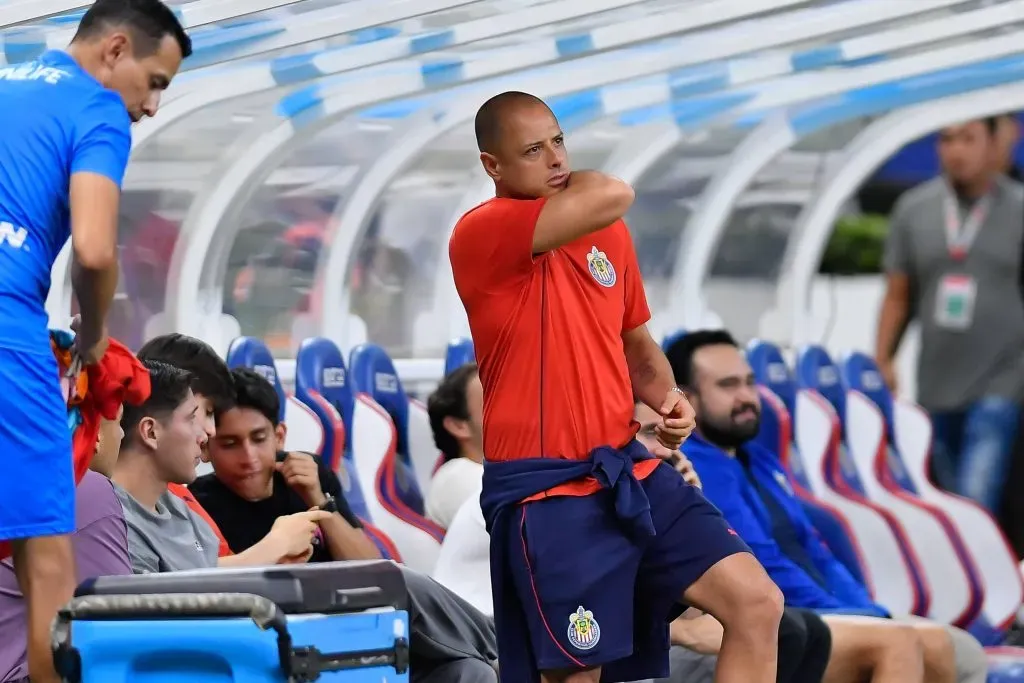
[666,330,987,683]
[0,2,190,681]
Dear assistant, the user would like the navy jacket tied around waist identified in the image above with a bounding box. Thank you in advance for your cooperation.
[480,440,657,683]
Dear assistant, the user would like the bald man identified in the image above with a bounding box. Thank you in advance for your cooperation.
[448,91,782,683]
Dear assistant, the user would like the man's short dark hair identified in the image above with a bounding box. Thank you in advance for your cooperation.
[217,368,281,427]
[664,330,739,388]
[427,363,479,462]
[72,0,192,59]
[138,334,234,411]
[121,359,193,448]
[474,91,550,154]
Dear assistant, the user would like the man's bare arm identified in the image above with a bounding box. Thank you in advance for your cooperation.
[532,171,634,253]
[875,272,911,364]
[622,323,676,411]
[69,172,120,341]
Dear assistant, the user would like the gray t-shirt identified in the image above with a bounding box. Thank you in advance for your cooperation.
[115,485,220,574]
[883,176,1024,411]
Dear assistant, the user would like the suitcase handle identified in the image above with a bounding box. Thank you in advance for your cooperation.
[51,592,296,681]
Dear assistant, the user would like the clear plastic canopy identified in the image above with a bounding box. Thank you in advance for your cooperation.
[10,0,1021,360]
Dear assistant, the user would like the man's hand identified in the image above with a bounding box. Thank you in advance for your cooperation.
[276,452,326,508]
[878,357,899,395]
[266,510,332,560]
[69,314,108,366]
[651,444,702,488]
[656,389,696,450]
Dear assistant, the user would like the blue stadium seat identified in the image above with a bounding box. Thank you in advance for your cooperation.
[799,346,980,626]
[662,329,686,352]
[842,353,1020,641]
[348,344,443,574]
[444,338,475,375]
[746,339,866,586]
[225,336,286,423]
[294,337,369,519]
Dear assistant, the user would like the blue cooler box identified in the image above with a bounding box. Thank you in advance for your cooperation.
[52,560,410,682]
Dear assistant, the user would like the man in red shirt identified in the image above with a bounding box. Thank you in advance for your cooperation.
[450,91,784,683]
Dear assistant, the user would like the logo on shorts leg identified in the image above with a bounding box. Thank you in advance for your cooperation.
[567,606,601,650]
[586,247,616,287]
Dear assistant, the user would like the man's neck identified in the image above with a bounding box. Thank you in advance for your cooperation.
[461,446,485,465]
[112,451,169,512]
[950,173,993,201]
[695,429,736,457]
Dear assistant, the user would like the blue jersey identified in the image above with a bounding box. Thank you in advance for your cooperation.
[0,50,131,354]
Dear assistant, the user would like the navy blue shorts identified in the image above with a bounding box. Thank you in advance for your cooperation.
[0,347,74,542]
[506,461,750,677]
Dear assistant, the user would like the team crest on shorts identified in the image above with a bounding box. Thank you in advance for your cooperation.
[586,247,616,288]
[567,606,601,650]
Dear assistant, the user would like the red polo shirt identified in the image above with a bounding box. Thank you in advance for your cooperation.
[450,196,659,499]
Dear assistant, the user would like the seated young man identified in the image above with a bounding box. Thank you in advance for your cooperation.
[665,330,987,683]
[430,388,832,683]
[425,363,484,528]
[0,415,129,683]
[191,366,500,683]
[191,367,380,562]
[113,360,326,572]
[137,333,238,557]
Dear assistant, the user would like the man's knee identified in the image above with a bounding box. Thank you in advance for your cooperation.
[687,553,784,632]
[946,626,987,683]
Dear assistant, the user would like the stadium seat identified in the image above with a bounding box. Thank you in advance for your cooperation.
[406,396,439,495]
[800,345,979,626]
[294,337,372,521]
[662,329,686,352]
[844,352,1021,640]
[348,343,443,573]
[793,388,924,617]
[984,647,1024,683]
[444,337,475,375]
[746,339,895,601]
[225,336,323,455]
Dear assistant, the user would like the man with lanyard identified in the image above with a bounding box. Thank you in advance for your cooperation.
[0,2,190,681]
[876,116,1024,512]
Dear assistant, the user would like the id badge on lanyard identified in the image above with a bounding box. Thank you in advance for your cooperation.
[934,187,990,330]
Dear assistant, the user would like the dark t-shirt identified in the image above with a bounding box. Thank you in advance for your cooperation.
[190,451,361,563]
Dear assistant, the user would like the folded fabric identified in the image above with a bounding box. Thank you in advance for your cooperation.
[51,331,151,484]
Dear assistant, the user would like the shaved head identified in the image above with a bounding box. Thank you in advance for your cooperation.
[474,91,552,154]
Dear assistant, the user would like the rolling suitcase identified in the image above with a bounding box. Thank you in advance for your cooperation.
[52,560,410,682]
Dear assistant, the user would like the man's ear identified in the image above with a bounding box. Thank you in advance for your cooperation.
[275,423,287,449]
[443,416,471,441]
[138,416,160,451]
[480,152,501,182]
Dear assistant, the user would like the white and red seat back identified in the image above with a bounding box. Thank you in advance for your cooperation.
[844,352,1020,635]
[793,389,921,617]
[407,398,441,497]
[349,395,441,573]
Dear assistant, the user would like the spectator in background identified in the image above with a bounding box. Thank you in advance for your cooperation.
[668,330,988,683]
[191,368,380,562]
[0,414,130,683]
[425,363,484,528]
[875,115,1024,511]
